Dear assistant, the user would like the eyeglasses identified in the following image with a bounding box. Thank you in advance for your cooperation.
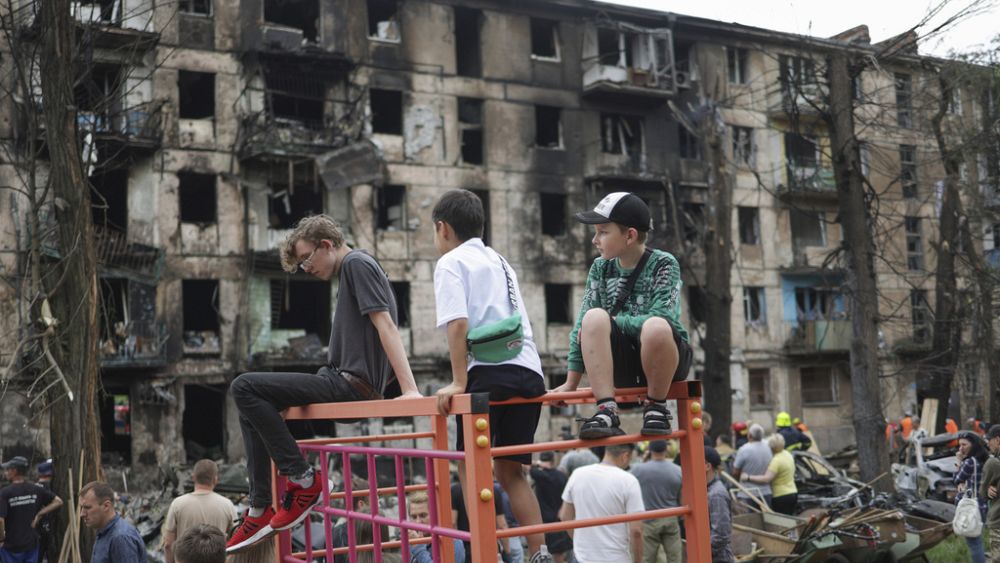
[298,247,320,272]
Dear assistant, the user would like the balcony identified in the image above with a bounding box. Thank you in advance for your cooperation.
[581,25,675,105]
[95,227,164,282]
[100,320,168,369]
[784,320,851,354]
[768,84,827,120]
[778,164,838,201]
[79,102,164,157]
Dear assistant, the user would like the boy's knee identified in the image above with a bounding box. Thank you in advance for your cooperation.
[640,317,673,347]
[494,460,525,487]
[230,373,253,400]
[581,308,612,332]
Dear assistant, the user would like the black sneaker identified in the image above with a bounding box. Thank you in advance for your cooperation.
[641,401,672,435]
[577,407,624,439]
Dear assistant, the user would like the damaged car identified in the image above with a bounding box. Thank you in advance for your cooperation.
[891,432,959,502]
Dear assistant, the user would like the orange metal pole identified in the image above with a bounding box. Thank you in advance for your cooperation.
[677,389,711,562]
[496,506,691,538]
[461,393,498,563]
[433,413,456,563]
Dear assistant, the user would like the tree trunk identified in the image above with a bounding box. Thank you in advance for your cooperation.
[701,109,733,441]
[826,52,892,491]
[38,0,103,555]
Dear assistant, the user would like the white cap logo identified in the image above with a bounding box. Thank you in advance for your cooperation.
[592,192,630,218]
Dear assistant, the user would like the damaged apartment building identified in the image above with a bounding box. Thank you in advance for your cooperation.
[0,0,993,478]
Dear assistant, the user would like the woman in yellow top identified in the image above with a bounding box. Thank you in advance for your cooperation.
[741,433,798,515]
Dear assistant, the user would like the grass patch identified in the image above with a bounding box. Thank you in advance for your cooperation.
[926,534,970,562]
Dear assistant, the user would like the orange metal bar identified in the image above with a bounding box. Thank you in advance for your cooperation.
[327,483,426,501]
[491,431,687,458]
[296,431,435,445]
[677,394,711,561]
[433,411,457,563]
[461,393,498,563]
[497,506,691,538]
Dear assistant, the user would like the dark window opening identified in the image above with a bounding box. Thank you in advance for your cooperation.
[99,278,127,343]
[681,202,705,245]
[79,0,120,22]
[270,279,331,341]
[370,89,403,135]
[183,384,226,461]
[727,47,748,84]
[391,281,410,328]
[895,73,913,128]
[454,7,482,77]
[264,0,318,42]
[76,64,122,132]
[732,126,753,165]
[179,0,211,15]
[91,169,128,234]
[801,366,837,404]
[597,28,626,66]
[178,171,217,224]
[905,216,924,270]
[911,289,930,343]
[738,207,760,245]
[535,105,562,149]
[678,126,701,160]
[265,71,326,127]
[785,133,818,168]
[743,286,766,325]
[183,279,220,333]
[687,286,707,324]
[749,368,770,406]
[367,0,399,40]
[470,189,490,245]
[178,71,215,119]
[601,113,643,159]
[900,145,918,199]
[459,98,484,165]
[377,185,406,231]
[99,389,131,465]
[540,193,567,236]
[531,18,559,58]
[779,55,816,98]
[272,95,324,125]
[545,284,572,324]
[267,160,322,229]
[790,208,825,247]
[794,287,836,321]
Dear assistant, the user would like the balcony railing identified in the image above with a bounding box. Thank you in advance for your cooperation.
[784,319,851,353]
[783,163,837,194]
[78,101,163,143]
[100,320,168,368]
[95,227,164,280]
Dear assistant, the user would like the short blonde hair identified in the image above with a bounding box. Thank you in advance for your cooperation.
[279,215,345,273]
[407,491,429,507]
[767,433,786,453]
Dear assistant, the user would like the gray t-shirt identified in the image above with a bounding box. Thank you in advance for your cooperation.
[733,440,773,498]
[630,459,682,510]
[327,250,397,394]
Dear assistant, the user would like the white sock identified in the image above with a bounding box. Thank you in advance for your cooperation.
[248,507,266,518]
[291,468,314,488]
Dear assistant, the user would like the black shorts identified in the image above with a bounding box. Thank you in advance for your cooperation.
[610,320,693,390]
[454,364,546,465]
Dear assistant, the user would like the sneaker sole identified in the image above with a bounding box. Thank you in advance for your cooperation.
[271,496,320,531]
[640,427,671,436]
[226,524,276,554]
[579,426,626,440]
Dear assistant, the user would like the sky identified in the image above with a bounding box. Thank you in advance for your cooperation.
[599,0,999,57]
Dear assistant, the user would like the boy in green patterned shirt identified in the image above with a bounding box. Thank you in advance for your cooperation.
[554,192,692,439]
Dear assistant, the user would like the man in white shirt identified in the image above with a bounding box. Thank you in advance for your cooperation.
[559,444,645,563]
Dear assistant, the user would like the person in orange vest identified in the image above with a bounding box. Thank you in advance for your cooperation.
[793,417,809,434]
[967,417,988,437]
[900,412,914,441]
[946,418,959,448]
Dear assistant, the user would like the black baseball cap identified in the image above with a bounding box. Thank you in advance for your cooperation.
[2,456,29,470]
[574,192,653,232]
[704,447,722,468]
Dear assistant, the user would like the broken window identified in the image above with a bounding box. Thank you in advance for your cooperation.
[905,216,924,270]
[545,284,572,324]
[77,0,119,23]
[731,126,753,165]
[911,289,931,343]
[785,133,818,169]
[178,70,215,119]
[947,86,963,115]
[727,47,748,84]
[738,207,760,245]
[794,287,835,321]
[76,64,122,132]
[99,278,127,344]
[678,126,701,160]
[377,185,406,231]
[597,28,621,66]
[100,389,131,464]
[270,278,331,340]
[681,202,705,245]
[458,98,484,165]
[531,18,559,59]
[267,159,322,229]
[535,105,562,149]
[895,73,913,128]
[268,72,325,127]
[367,0,400,41]
[370,88,403,135]
[183,384,226,461]
[743,286,766,326]
[391,281,410,327]
[601,113,643,159]
[179,0,211,15]
[454,7,481,77]
[183,279,220,353]
[801,366,837,404]
[178,171,217,224]
[779,55,817,100]
[470,189,490,245]
[748,368,770,406]
[540,193,567,236]
[687,286,706,324]
[264,0,318,42]
[790,208,826,247]
[91,169,128,234]
[899,145,918,198]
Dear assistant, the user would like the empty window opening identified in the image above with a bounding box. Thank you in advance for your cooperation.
[99,389,131,465]
[76,64,122,131]
[377,185,406,231]
[895,73,913,128]
[601,113,643,159]
[727,47,748,84]
[899,145,918,198]
[470,189,490,245]
[178,171,217,224]
[597,28,621,66]
[748,368,770,406]
[264,0,318,42]
[270,279,331,340]
[79,0,120,22]
[779,55,816,98]
[178,71,215,119]
[743,286,766,326]
[367,0,399,41]
[785,133,818,168]
[905,216,924,270]
[99,278,127,344]
[911,289,930,342]
[183,279,220,347]
[458,98,484,165]
[540,193,567,236]
[454,7,482,77]
[794,287,836,321]
[681,202,705,245]
[391,281,410,328]
[687,286,707,324]
[535,105,562,149]
[544,284,572,324]
[268,72,326,127]
[183,384,226,461]
[267,159,322,229]
[531,18,559,59]
[732,126,753,165]
[91,169,128,234]
[370,89,403,135]
[801,366,837,404]
[678,126,701,160]
[738,207,760,245]
[179,0,211,15]
[790,208,826,247]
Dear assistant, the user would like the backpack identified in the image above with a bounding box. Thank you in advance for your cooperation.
[953,459,983,538]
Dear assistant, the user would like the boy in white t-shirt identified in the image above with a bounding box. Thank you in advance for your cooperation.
[431,189,553,563]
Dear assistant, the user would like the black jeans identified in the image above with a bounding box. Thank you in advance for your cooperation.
[231,367,362,507]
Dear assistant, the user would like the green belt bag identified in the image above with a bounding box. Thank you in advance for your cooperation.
[466,253,524,363]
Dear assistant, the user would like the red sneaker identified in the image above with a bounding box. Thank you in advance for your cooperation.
[226,506,276,553]
[270,477,322,531]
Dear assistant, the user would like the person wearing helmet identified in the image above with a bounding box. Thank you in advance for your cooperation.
[775,412,812,452]
[731,422,749,449]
